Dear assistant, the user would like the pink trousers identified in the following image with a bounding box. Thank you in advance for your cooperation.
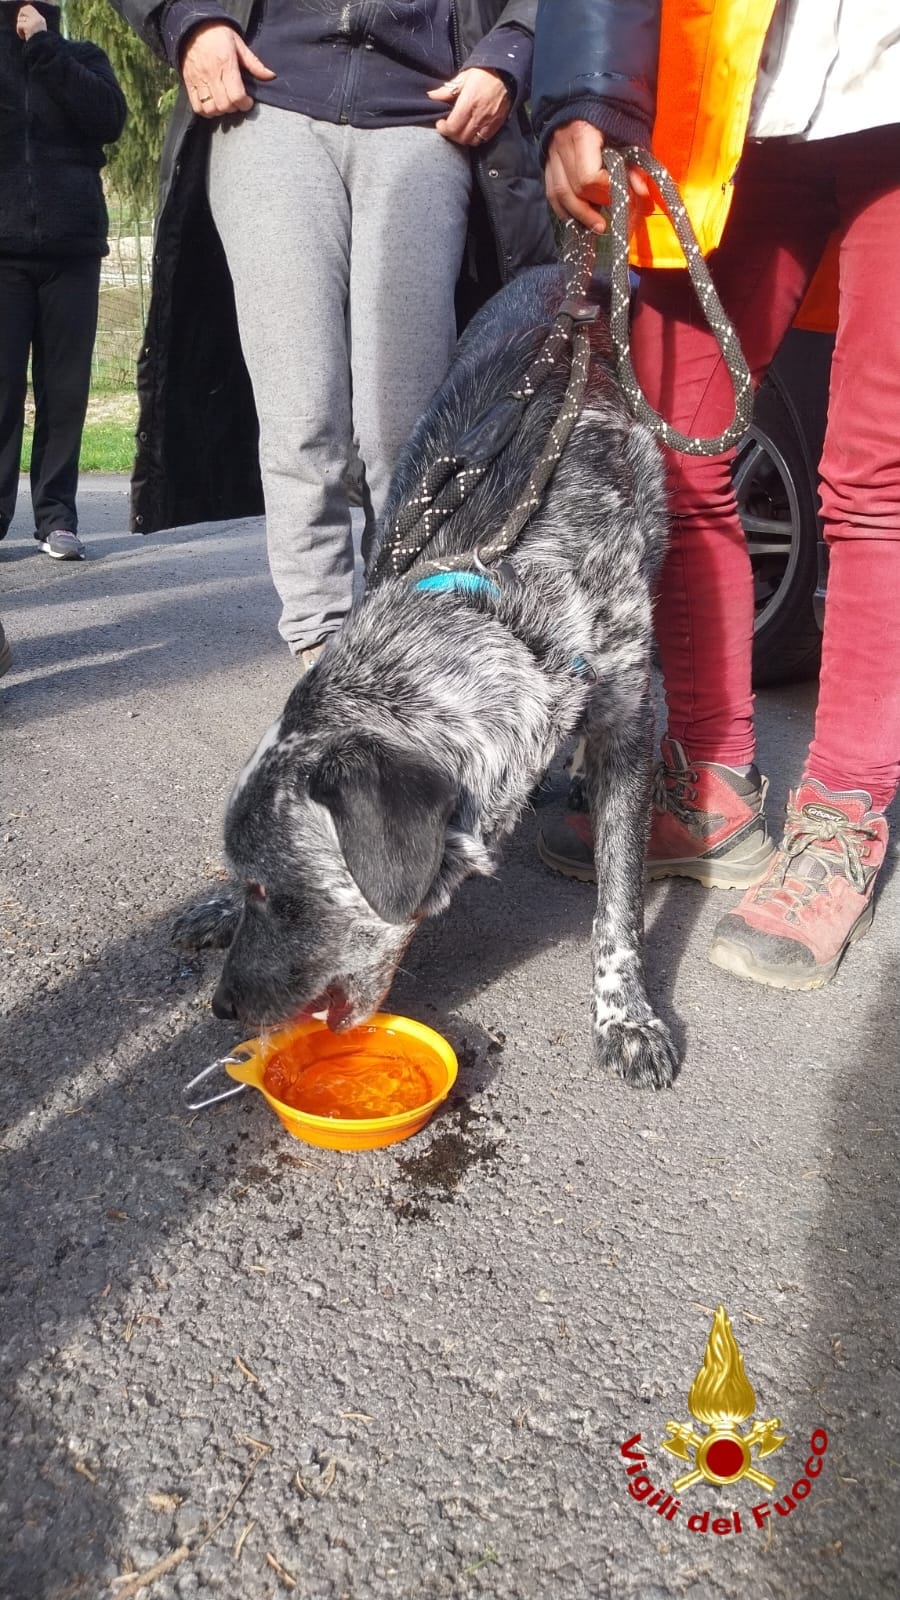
[632,124,900,810]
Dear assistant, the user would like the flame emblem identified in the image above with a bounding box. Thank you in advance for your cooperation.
[661,1306,787,1492]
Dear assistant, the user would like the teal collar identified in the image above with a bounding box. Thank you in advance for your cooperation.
[414,571,501,600]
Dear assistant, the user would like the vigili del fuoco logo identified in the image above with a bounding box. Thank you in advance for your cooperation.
[619,1305,828,1535]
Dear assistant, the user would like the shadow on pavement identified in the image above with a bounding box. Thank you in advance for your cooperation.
[0,894,511,1594]
[799,969,900,1594]
[1,529,288,731]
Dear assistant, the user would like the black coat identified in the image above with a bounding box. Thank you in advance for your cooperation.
[111,0,556,533]
[0,5,126,258]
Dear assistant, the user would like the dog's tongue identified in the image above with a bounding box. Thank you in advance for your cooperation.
[299,987,353,1031]
[325,989,353,1031]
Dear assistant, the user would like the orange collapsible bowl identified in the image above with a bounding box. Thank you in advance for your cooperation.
[221,1012,457,1151]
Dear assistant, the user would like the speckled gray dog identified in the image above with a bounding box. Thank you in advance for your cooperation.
[175,265,678,1088]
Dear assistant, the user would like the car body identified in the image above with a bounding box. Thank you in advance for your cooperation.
[739,327,834,685]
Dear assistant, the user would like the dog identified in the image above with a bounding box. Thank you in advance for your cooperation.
[175,264,678,1089]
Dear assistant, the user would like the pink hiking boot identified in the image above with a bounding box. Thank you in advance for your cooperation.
[708,779,889,989]
[647,737,775,889]
[537,736,775,887]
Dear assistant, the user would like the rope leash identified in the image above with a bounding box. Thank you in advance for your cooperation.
[376,147,753,583]
[604,145,753,454]
[371,220,596,585]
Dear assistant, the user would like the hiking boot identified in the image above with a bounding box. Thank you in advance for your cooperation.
[708,780,888,990]
[39,529,85,561]
[537,736,775,887]
[537,808,596,882]
[0,621,11,678]
[647,737,775,889]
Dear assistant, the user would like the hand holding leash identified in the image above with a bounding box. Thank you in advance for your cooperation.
[545,121,753,453]
[545,122,651,232]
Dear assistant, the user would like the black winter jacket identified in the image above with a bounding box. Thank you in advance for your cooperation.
[109,0,557,534]
[0,3,127,257]
[531,0,660,153]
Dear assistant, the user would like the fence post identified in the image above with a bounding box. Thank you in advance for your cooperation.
[135,219,146,326]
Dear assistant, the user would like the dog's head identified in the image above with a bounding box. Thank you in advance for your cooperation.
[210,704,488,1031]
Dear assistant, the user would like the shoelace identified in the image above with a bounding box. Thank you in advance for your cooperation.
[651,762,700,821]
[769,799,879,897]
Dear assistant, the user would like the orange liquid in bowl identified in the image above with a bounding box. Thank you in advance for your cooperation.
[262,1026,440,1120]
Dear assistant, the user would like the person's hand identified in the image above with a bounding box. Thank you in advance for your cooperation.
[545,121,651,234]
[16,5,48,41]
[428,66,510,147]
[180,21,276,118]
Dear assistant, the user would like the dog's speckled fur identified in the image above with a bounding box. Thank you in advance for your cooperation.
[175,266,678,1088]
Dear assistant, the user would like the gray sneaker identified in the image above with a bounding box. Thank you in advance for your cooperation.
[297,642,327,674]
[39,529,85,560]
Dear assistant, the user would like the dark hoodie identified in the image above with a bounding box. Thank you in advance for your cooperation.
[0,2,127,257]
[158,0,532,127]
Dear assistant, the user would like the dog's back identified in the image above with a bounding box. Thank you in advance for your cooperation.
[371,265,631,581]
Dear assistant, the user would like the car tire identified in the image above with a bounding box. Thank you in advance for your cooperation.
[735,380,822,687]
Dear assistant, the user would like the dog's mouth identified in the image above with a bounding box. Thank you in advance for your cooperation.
[298,983,355,1033]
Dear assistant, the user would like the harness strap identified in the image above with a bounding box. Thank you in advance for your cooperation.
[376,221,596,585]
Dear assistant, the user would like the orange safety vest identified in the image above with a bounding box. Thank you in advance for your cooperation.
[631,0,840,331]
[630,0,778,269]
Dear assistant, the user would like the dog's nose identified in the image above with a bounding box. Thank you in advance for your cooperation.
[211,983,237,1021]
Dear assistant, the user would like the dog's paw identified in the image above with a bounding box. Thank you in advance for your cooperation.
[172,891,241,951]
[594,1018,678,1090]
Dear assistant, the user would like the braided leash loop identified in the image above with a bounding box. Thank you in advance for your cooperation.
[603,145,753,454]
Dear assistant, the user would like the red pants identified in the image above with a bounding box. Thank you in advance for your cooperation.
[632,124,900,811]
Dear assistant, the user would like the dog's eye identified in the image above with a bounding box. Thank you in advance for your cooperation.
[245,882,267,902]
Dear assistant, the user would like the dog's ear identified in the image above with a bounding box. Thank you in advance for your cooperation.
[309,736,456,923]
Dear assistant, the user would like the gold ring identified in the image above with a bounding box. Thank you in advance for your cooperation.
[199,93,213,103]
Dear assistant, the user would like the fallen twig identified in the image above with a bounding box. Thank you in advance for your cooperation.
[109,1441,269,1596]
[265,1552,297,1589]
[233,1519,256,1561]
[111,1547,191,1597]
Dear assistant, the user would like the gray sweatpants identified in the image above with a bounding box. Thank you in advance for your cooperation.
[207,103,472,652]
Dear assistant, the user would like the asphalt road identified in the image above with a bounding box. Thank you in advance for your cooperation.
[2,477,898,1600]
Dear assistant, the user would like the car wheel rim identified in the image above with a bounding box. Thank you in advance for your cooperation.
[733,424,802,635]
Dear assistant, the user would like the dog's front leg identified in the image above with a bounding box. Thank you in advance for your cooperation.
[586,694,678,1089]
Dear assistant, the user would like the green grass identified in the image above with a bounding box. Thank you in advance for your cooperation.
[20,418,136,475]
[20,385,138,474]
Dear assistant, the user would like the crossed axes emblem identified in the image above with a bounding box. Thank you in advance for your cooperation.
[661,1415,787,1492]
